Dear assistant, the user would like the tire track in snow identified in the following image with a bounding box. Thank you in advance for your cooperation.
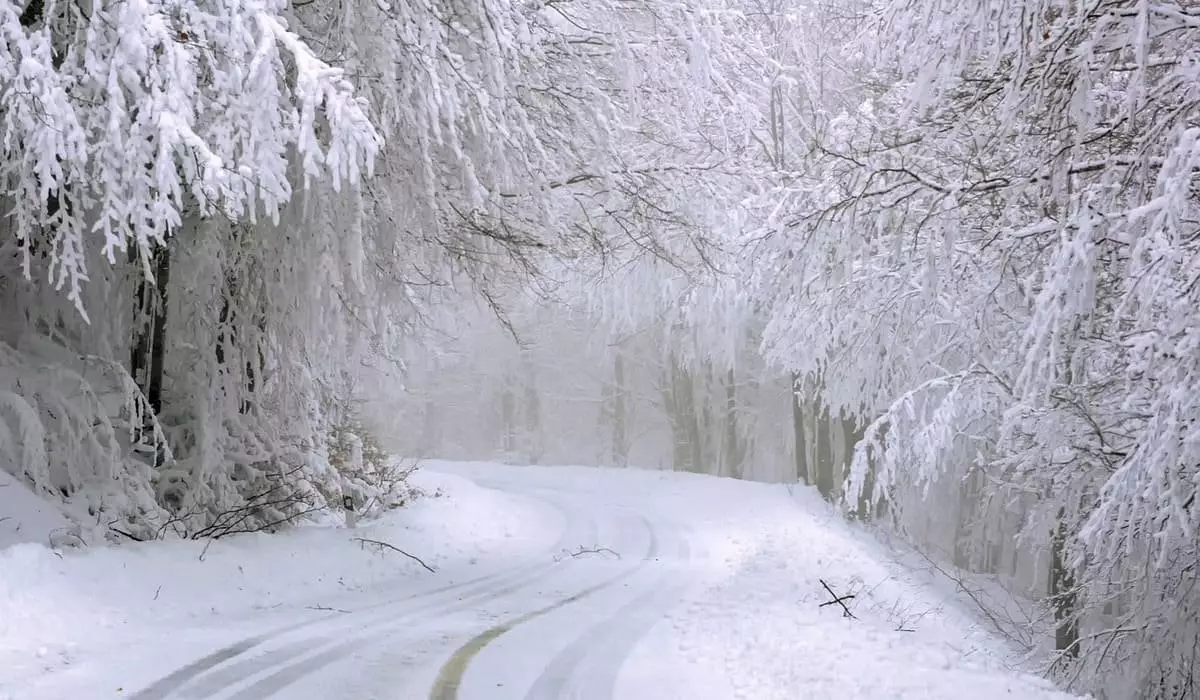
[427,512,660,700]
[522,523,691,700]
[218,538,600,700]
[132,488,595,700]
[214,495,627,699]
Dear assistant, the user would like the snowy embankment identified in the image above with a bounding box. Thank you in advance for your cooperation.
[0,470,74,551]
[600,474,1077,699]
[0,469,558,696]
[437,462,1081,700]
[1,462,1083,699]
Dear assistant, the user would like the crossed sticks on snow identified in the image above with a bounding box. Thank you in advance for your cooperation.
[818,578,857,619]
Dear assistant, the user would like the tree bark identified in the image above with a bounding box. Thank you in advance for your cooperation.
[129,243,170,468]
[146,246,170,417]
[1049,508,1079,658]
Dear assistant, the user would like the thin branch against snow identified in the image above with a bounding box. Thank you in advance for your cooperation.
[554,545,621,561]
[352,537,436,573]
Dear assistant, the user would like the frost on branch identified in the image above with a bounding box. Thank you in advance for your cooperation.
[731,0,1200,695]
[0,0,381,316]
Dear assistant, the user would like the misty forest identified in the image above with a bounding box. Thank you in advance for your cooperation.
[2,0,1199,697]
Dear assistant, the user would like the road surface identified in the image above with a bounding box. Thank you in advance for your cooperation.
[130,464,698,700]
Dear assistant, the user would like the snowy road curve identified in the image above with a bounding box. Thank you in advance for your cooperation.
[131,465,697,700]
[5,462,1082,700]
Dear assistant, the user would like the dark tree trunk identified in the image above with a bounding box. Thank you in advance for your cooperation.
[146,247,170,415]
[843,417,872,520]
[129,244,170,467]
[1050,508,1079,658]
[663,358,699,472]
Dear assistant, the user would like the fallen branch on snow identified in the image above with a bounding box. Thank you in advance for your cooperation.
[554,545,620,562]
[352,537,436,573]
[819,578,857,619]
[306,604,351,613]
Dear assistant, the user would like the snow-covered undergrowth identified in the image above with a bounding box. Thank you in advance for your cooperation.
[0,469,556,692]
[0,335,163,541]
[0,331,413,547]
[0,471,72,551]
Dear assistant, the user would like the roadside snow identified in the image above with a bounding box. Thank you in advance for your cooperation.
[0,469,558,695]
[430,462,1084,699]
[611,475,1081,700]
[1,462,1084,699]
[0,471,72,551]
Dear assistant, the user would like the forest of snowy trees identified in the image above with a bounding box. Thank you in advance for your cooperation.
[2,0,1197,697]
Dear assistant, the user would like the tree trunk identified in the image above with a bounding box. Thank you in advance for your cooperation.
[843,417,873,520]
[1049,508,1079,658]
[791,373,808,484]
[612,350,628,466]
[953,468,982,569]
[500,380,516,455]
[693,362,711,474]
[146,246,170,418]
[663,357,698,472]
[691,365,705,473]
[421,392,438,458]
[814,392,835,501]
[129,244,170,467]
[523,352,541,464]
[724,367,744,479]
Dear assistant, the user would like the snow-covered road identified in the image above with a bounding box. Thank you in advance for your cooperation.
[131,468,694,700]
[1,462,1083,699]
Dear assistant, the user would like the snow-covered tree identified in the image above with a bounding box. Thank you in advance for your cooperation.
[735,0,1200,694]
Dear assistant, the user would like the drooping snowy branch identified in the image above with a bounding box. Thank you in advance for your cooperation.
[1,0,381,316]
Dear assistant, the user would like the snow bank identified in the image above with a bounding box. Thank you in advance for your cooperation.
[613,474,1083,700]
[1,461,1084,699]
[0,471,72,550]
[433,463,1080,698]
[0,469,558,691]
[430,461,1080,698]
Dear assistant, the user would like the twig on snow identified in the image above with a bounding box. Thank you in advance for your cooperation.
[819,578,857,619]
[306,604,351,613]
[199,537,215,562]
[554,545,621,561]
[352,537,436,573]
[110,527,145,542]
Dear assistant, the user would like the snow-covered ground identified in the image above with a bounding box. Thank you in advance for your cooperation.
[0,461,1083,699]
[0,470,74,552]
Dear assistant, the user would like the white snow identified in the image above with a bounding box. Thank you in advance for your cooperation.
[0,462,1085,699]
[0,471,73,551]
[613,479,1076,699]
[0,469,559,698]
